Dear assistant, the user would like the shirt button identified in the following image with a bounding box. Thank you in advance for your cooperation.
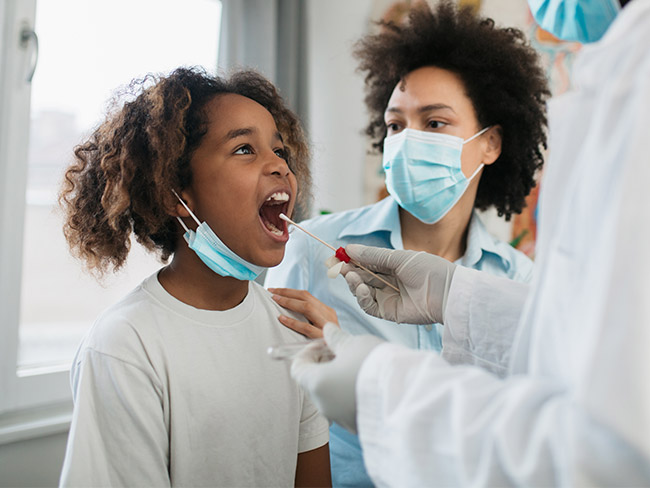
[425,324,433,332]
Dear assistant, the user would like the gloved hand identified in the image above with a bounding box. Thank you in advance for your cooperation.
[291,323,384,434]
[339,244,457,325]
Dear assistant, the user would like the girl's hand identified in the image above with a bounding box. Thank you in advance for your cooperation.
[268,288,339,339]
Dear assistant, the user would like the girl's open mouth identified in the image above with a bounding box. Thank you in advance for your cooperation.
[259,191,290,237]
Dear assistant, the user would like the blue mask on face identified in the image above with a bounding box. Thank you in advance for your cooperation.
[172,191,265,281]
[383,128,490,225]
[528,0,620,43]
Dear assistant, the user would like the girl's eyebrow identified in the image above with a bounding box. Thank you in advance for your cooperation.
[223,128,283,144]
[224,127,255,141]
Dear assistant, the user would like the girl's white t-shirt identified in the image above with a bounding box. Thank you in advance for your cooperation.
[60,271,329,487]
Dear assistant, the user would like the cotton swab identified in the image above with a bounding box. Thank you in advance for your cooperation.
[279,213,400,293]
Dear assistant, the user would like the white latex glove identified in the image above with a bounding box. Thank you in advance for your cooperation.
[339,244,457,325]
[291,323,384,434]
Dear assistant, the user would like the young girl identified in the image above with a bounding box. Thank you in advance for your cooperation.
[58,67,331,487]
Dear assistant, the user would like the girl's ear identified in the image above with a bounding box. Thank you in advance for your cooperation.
[481,125,502,166]
[168,189,195,218]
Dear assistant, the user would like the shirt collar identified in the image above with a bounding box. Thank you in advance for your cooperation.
[459,212,511,270]
[338,196,404,249]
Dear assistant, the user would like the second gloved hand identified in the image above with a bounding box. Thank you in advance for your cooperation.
[291,323,384,434]
[339,244,457,325]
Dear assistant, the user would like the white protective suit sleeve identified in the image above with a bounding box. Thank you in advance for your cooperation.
[358,345,566,486]
[441,266,530,377]
[357,335,650,487]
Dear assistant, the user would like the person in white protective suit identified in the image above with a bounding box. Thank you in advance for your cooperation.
[290,0,650,485]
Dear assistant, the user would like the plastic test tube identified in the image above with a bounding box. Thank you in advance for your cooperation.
[267,338,334,361]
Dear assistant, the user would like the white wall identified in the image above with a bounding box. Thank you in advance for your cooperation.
[481,0,530,31]
[305,0,382,215]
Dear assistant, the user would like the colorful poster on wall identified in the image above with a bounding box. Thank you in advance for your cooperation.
[510,9,582,258]
[458,0,482,13]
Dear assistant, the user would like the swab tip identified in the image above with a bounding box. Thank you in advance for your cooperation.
[279,213,291,222]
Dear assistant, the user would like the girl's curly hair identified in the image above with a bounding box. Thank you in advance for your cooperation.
[355,1,550,220]
[59,67,311,275]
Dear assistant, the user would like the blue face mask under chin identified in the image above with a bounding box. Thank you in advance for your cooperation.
[172,190,265,281]
[382,127,490,225]
[527,0,620,44]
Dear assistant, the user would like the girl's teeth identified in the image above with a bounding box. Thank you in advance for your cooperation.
[267,192,289,202]
[265,221,284,236]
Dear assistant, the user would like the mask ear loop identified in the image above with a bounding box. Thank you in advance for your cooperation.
[463,126,492,145]
[463,126,493,182]
[171,189,201,232]
[467,163,484,182]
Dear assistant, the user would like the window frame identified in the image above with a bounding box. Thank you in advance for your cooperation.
[0,0,225,444]
[0,0,74,443]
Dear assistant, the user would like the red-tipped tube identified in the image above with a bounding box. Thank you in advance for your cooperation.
[335,247,351,263]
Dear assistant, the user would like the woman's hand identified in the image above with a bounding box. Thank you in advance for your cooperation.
[268,288,339,339]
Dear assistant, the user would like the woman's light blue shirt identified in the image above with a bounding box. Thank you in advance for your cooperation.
[265,196,533,487]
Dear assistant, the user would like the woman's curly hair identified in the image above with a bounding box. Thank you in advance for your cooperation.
[355,1,550,219]
[59,67,311,275]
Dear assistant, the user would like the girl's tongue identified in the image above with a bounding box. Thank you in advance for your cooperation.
[260,192,289,236]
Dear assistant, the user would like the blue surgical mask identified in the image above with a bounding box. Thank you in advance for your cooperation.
[528,0,620,43]
[383,127,490,225]
[172,191,265,281]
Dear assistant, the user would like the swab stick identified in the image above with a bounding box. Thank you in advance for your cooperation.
[280,213,400,293]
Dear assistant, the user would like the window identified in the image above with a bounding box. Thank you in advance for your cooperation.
[0,0,222,430]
